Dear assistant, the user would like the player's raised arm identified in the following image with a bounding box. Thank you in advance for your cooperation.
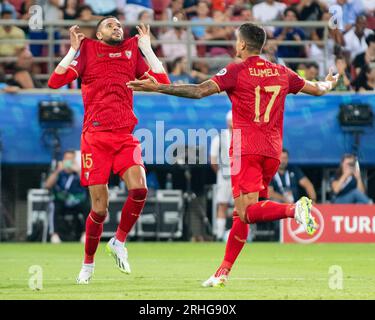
[300,68,340,96]
[136,23,170,84]
[127,73,219,99]
[48,25,85,89]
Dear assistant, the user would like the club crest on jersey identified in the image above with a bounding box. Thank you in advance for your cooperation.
[216,68,227,76]
[84,171,89,180]
[125,50,132,59]
[109,52,122,58]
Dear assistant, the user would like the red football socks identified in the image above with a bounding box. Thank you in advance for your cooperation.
[246,200,295,224]
[215,212,249,277]
[115,188,148,243]
[84,210,107,264]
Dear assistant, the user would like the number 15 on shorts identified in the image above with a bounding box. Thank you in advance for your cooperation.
[82,153,93,169]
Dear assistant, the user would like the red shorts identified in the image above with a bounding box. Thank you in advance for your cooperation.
[80,126,144,187]
[231,154,280,199]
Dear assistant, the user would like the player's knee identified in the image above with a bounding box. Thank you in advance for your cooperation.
[91,196,109,215]
[128,187,148,201]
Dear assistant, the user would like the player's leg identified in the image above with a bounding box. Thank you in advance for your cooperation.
[77,131,113,284]
[107,131,147,273]
[117,165,148,243]
[106,165,147,274]
[239,157,317,234]
[203,161,249,288]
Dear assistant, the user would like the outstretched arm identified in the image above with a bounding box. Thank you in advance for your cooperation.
[48,25,85,89]
[300,68,339,96]
[127,73,219,99]
[136,23,170,84]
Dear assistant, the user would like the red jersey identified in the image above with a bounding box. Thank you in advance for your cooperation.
[211,55,305,159]
[69,37,150,132]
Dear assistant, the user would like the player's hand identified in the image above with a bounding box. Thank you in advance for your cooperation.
[127,72,159,92]
[70,25,85,51]
[136,23,151,51]
[325,67,339,87]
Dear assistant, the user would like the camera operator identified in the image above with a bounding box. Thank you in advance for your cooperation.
[331,154,372,204]
[45,150,89,243]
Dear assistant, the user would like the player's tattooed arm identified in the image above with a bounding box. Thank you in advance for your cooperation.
[157,80,219,99]
[127,74,219,99]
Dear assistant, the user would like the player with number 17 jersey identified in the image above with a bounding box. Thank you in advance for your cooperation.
[211,55,306,199]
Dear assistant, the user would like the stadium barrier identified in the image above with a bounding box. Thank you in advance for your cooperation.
[281,204,375,243]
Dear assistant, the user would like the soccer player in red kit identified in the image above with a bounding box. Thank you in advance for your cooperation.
[128,23,339,287]
[48,17,170,284]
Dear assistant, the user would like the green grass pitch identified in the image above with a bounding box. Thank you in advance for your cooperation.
[0,242,374,300]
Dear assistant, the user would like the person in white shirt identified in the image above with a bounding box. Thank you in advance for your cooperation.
[210,111,233,241]
[344,15,374,61]
[252,0,286,23]
[159,11,197,60]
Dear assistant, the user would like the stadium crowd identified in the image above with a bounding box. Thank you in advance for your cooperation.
[0,0,374,91]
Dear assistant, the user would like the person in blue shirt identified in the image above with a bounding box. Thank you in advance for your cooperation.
[331,154,372,204]
[45,150,89,243]
[191,1,212,39]
[168,56,198,84]
[273,7,306,61]
[269,149,317,204]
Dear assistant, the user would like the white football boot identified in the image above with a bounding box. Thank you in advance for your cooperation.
[294,196,318,235]
[76,263,94,284]
[106,237,131,274]
[202,274,228,288]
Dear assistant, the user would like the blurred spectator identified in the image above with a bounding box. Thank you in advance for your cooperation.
[297,0,324,21]
[75,5,101,39]
[123,0,154,22]
[297,0,324,39]
[269,149,317,204]
[84,0,118,16]
[61,0,80,20]
[165,0,184,20]
[159,11,197,60]
[351,34,375,78]
[261,39,286,65]
[45,150,89,243]
[204,10,233,57]
[344,15,374,61]
[11,47,43,89]
[0,10,26,57]
[274,7,306,62]
[192,60,210,81]
[0,65,20,93]
[363,0,375,15]
[238,7,253,21]
[226,0,252,20]
[183,0,199,19]
[36,0,63,21]
[18,0,34,19]
[304,62,319,81]
[334,56,351,91]
[0,0,18,18]
[352,63,375,92]
[191,1,212,39]
[309,10,342,77]
[331,154,372,204]
[168,56,197,83]
[252,0,286,23]
[335,0,365,32]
